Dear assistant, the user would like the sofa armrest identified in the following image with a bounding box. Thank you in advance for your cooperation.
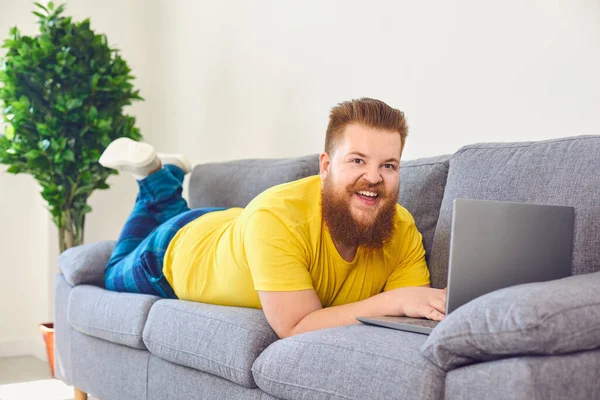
[445,347,600,400]
[421,271,600,371]
[58,240,116,287]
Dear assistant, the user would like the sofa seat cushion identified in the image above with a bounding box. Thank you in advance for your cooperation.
[189,155,320,209]
[142,300,279,388]
[68,285,159,349]
[428,135,600,288]
[252,324,445,400]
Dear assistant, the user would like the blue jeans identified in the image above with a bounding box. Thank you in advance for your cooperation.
[104,165,225,298]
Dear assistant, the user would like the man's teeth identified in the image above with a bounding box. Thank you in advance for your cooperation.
[357,190,378,197]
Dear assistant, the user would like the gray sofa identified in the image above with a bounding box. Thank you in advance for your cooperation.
[55,135,600,400]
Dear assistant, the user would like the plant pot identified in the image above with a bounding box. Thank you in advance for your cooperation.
[38,322,55,378]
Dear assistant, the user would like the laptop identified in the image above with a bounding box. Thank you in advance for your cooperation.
[357,198,574,335]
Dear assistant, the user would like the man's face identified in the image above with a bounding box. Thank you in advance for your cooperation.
[320,123,402,249]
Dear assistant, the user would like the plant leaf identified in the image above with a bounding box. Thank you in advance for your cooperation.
[63,150,75,161]
[91,73,100,90]
[7,164,23,174]
[66,98,83,111]
[34,2,49,12]
[88,105,97,120]
[5,124,14,140]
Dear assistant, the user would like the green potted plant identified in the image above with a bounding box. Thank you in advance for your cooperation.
[0,1,143,376]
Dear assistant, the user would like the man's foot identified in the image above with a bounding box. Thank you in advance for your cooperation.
[99,137,161,179]
[157,153,192,175]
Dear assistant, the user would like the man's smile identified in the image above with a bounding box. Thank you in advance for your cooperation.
[355,191,380,206]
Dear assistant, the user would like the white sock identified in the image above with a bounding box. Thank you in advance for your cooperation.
[157,153,192,175]
[99,138,161,179]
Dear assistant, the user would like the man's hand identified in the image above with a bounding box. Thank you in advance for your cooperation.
[388,286,447,321]
[258,286,447,339]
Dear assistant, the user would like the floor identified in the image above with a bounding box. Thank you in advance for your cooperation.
[0,356,53,385]
[0,356,98,400]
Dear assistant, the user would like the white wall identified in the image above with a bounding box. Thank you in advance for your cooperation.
[158,0,600,163]
[0,172,49,359]
[1,0,599,360]
[0,0,50,361]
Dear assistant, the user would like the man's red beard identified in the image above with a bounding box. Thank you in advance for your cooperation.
[321,178,398,250]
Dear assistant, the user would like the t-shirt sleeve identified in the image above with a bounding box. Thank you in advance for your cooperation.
[243,210,315,292]
[383,222,431,291]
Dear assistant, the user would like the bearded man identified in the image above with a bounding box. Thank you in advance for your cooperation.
[100,98,447,339]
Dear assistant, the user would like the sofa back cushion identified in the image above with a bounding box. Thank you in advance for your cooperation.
[399,155,451,264]
[189,155,320,209]
[189,153,450,269]
[428,135,600,289]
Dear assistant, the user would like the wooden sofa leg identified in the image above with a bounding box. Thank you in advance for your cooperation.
[74,387,88,400]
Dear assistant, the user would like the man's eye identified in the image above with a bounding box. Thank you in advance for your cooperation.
[383,164,395,169]
[352,159,364,164]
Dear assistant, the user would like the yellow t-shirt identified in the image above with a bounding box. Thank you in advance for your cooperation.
[163,175,430,309]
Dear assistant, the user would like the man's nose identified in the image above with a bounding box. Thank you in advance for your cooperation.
[363,166,383,185]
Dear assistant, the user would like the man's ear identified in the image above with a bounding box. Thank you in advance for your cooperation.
[319,152,331,180]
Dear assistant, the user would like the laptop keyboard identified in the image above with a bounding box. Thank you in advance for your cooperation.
[406,319,440,328]
[371,316,441,328]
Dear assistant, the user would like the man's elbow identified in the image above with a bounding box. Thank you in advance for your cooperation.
[278,319,310,339]
[269,322,299,340]
[277,331,291,340]
[279,324,301,339]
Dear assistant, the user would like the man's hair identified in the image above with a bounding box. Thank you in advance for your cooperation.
[324,98,408,154]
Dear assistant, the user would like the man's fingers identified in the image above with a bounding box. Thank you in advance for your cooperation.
[430,291,447,314]
[428,308,445,321]
[430,296,446,314]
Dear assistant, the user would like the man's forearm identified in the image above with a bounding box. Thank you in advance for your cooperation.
[288,289,397,337]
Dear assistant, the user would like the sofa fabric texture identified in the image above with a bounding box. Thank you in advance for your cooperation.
[398,155,451,263]
[444,347,600,400]
[422,271,600,371]
[147,356,279,400]
[68,285,159,349]
[189,155,320,209]
[54,274,74,386]
[59,240,116,287]
[428,135,600,288]
[71,330,150,400]
[142,300,279,388]
[252,324,445,400]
